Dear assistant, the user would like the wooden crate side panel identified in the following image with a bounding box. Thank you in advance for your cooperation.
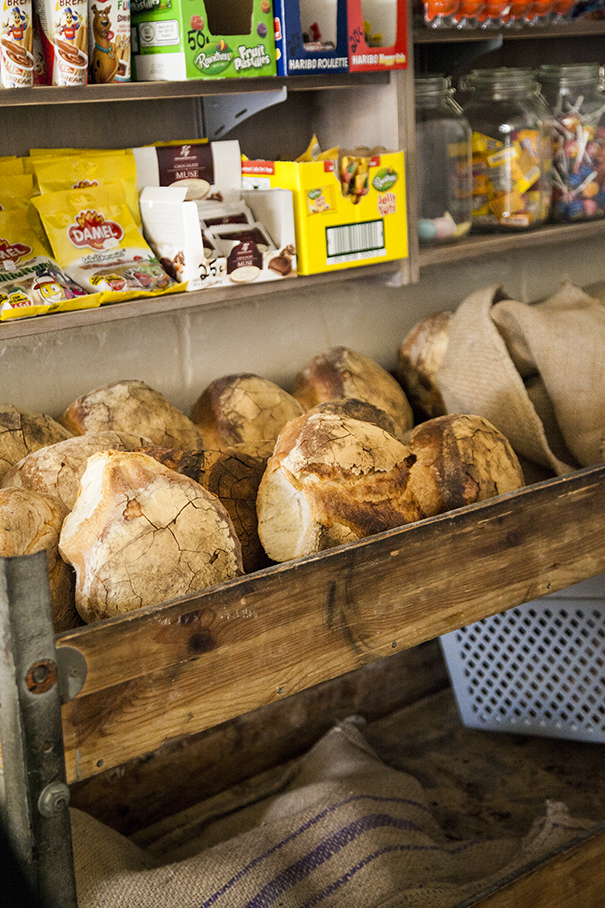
[56,466,605,783]
[463,825,605,908]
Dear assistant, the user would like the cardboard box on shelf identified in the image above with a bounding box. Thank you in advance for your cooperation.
[273,0,349,76]
[137,139,297,291]
[132,0,276,82]
[347,0,408,72]
[241,149,408,274]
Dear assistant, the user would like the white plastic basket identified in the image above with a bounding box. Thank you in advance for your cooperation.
[439,575,605,743]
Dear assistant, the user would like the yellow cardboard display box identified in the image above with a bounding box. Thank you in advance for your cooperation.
[241,150,407,275]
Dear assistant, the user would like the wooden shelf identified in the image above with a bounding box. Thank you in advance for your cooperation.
[0,72,389,108]
[419,218,605,267]
[51,462,605,783]
[413,19,605,43]
[0,261,402,340]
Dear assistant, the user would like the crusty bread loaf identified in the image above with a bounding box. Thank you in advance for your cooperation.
[141,444,268,573]
[256,411,420,563]
[0,488,79,632]
[290,346,413,441]
[404,413,525,518]
[396,311,453,422]
[59,380,203,450]
[191,373,303,460]
[59,451,244,623]
[0,404,73,483]
[2,431,152,511]
[307,398,398,438]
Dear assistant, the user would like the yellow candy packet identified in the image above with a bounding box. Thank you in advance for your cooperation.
[0,208,100,321]
[0,174,37,211]
[32,182,183,304]
[0,156,25,175]
[32,150,141,227]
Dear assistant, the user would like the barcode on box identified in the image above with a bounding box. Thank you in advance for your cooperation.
[325,220,386,264]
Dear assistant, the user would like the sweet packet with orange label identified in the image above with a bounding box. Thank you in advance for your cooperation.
[0,208,100,321]
[32,182,184,304]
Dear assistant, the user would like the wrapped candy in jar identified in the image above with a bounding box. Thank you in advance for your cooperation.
[538,63,605,222]
[460,67,553,232]
[415,75,472,245]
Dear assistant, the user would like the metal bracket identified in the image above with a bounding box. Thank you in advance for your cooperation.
[0,552,79,908]
[201,87,288,139]
[57,646,88,705]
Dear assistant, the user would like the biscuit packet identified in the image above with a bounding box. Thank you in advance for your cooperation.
[32,182,184,304]
[35,0,88,85]
[31,150,141,226]
[0,208,100,321]
[0,173,36,211]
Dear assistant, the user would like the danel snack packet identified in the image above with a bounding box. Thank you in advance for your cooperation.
[32,182,182,304]
[31,150,142,226]
[0,208,100,321]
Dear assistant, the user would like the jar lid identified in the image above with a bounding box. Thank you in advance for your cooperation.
[414,74,451,97]
[462,67,538,93]
[537,63,604,86]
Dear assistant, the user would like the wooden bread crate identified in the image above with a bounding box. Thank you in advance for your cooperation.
[2,462,605,907]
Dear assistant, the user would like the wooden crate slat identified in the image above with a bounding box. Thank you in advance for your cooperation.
[56,465,605,783]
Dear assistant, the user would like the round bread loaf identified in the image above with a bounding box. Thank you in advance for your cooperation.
[59,380,203,450]
[2,431,152,511]
[306,398,398,438]
[59,451,244,623]
[191,373,303,459]
[140,444,268,574]
[396,311,453,422]
[0,404,73,483]
[405,413,525,518]
[0,488,79,632]
[290,346,413,441]
[256,411,420,563]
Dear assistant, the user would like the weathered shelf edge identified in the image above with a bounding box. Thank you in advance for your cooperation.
[0,72,390,107]
[0,261,403,340]
[55,462,605,783]
[419,218,605,267]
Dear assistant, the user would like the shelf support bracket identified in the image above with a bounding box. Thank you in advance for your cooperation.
[201,87,288,139]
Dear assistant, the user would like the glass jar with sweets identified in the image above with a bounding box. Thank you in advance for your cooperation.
[460,67,553,232]
[538,63,605,222]
[415,75,473,245]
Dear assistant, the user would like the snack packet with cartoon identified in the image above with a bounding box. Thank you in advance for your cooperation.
[35,0,88,86]
[0,208,100,321]
[32,150,141,226]
[32,182,182,304]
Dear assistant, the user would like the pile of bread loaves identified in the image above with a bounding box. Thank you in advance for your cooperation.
[0,324,525,630]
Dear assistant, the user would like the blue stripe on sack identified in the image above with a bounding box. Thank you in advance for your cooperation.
[244,813,423,908]
[199,795,430,908]
[299,837,489,908]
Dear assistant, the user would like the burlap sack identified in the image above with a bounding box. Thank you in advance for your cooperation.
[71,718,594,908]
[436,282,605,478]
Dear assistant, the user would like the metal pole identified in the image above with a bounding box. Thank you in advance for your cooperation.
[0,552,79,908]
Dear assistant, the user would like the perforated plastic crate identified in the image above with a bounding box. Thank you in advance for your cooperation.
[439,576,605,743]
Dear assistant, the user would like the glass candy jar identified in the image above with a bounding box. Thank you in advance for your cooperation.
[460,67,553,232]
[415,75,473,245]
[538,63,605,222]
